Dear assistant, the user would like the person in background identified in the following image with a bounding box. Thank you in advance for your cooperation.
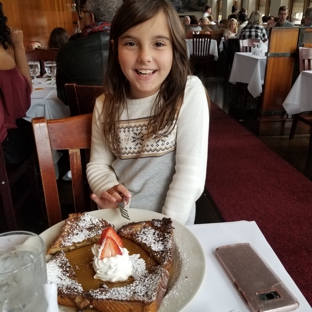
[48,27,69,49]
[200,17,212,32]
[239,11,268,42]
[86,0,209,225]
[223,18,238,39]
[236,12,248,37]
[203,5,211,18]
[56,0,122,105]
[69,0,93,41]
[228,6,238,20]
[303,6,312,26]
[0,2,34,164]
[266,6,294,32]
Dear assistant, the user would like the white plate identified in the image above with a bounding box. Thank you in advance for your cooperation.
[40,209,206,312]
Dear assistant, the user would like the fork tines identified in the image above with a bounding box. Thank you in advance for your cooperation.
[118,198,131,220]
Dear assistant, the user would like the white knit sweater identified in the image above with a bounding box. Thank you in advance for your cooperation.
[86,75,209,224]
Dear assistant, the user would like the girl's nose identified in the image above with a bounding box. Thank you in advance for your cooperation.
[137,47,152,63]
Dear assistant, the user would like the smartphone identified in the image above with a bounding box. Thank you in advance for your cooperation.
[215,243,299,312]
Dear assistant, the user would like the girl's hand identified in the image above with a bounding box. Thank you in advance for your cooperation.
[90,184,132,209]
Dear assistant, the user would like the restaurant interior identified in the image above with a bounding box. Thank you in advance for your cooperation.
[1,0,312,310]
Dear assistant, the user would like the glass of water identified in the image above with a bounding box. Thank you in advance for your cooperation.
[28,61,40,84]
[44,61,57,84]
[0,231,47,311]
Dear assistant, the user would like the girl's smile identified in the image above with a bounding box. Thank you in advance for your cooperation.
[118,10,173,99]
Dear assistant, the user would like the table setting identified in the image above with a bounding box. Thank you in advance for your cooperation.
[2,208,311,312]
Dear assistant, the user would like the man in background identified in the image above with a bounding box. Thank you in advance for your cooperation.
[266,6,294,32]
[56,0,122,105]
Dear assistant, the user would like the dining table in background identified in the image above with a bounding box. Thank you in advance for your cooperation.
[185,38,219,60]
[229,52,267,98]
[26,78,70,179]
[186,220,311,311]
[282,70,312,115]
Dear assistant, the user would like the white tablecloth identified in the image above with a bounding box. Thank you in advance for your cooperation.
[282,70,312,115]
[185,39,219,60]
[229,52,267,98]
[185,221,311,312]
[26,78,70,179]
[26,79,70,122]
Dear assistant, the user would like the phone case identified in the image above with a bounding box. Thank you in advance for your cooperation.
[215,243,299,312]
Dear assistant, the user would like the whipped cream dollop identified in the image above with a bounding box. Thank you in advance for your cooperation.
[92,245,133,282]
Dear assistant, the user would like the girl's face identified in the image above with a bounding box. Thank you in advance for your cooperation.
[118,10,173,99]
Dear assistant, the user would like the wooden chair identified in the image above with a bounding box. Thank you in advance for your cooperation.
[239,38,261,52]
[65,83,103,116]
[289,47,312,169]
[190,34,215,72]
[26,48,59,76]
[0,146,41,230]
[32,113,93,227]
[209,29,224,47]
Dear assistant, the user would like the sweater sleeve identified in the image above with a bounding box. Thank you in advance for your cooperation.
[162,76,209,224]
[86,95,119,197]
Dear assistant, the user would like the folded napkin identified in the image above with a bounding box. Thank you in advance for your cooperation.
[24,283,58,312]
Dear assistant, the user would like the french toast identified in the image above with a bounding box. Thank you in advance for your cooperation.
[118,218,174,270]
[47,213,113,255]
[46,215,174,311]
[46,250,91,310]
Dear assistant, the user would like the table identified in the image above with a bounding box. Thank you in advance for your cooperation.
[282,70,312,115]
[185,221,311,311]
[185,38,218,60]
[26,78,70,179]
[26,79,70,122]
[229,52,267,98]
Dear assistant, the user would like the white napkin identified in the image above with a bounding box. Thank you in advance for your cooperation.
[24,283,58,312]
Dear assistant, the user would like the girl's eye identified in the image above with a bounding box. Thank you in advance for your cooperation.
[155,42,165,47]
[125,41,136,47]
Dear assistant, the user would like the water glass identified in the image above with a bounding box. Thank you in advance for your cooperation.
[0,231,47,311]
[28,61,40,84]
[44,61,57,84]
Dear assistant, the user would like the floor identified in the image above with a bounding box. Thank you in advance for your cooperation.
[2,59,311,233]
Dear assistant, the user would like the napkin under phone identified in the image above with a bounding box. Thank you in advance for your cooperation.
[215,243,299,312]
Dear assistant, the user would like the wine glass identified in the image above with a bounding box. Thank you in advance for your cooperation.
[28,61,40,85]
[44,61,57,84]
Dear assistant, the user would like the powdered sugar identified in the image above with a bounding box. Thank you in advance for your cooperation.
[47,251,83,295]
[61,214,109,247]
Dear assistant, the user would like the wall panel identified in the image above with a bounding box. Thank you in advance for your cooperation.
[1,0,73,50]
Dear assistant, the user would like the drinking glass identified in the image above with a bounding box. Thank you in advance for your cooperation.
[0,231,47,311]
[44,61,57,84]
[28,61,40,84]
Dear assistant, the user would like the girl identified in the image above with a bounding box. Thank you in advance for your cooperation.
[86,0,209,225]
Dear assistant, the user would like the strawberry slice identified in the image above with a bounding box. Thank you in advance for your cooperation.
[99,237,122,259]
[98,227,123,248]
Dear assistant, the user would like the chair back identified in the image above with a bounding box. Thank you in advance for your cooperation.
[239,38,260,52]
[0,146,39,230]
[192,34,212,57]
[299,47,312,73]
[32,113,93,226]
[65,83,103,116]
[26,49,59,76]
[209,29,224,47]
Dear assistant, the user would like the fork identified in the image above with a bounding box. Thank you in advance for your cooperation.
[118,196,131,220]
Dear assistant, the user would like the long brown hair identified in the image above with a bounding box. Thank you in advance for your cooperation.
[102,0,191,150]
